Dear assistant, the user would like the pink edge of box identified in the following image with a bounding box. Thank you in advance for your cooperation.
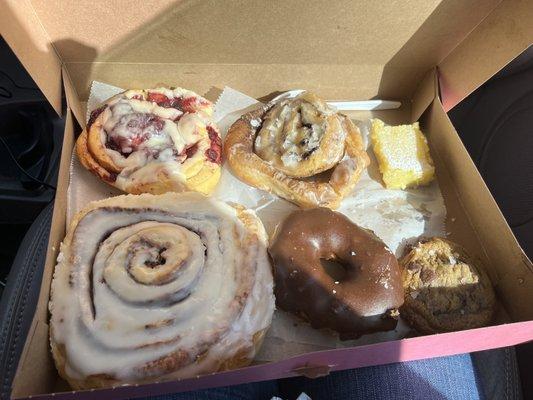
[439,72,462,112]
[21,320,533,400]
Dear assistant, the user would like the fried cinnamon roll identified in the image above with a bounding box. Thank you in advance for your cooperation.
[76,88,222,195]
[49,193,274,389]
[224,92,369,208]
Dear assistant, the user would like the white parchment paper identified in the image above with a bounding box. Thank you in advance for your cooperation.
[68,82,446,362]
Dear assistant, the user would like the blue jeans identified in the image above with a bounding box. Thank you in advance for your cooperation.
[146,348,521,400]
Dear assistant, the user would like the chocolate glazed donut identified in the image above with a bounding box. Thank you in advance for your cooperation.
[269,208,403,339]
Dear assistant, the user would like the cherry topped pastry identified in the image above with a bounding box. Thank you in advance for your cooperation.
[77,87,222,195]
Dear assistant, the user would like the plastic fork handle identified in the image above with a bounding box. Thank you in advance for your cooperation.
[327,100,402,111]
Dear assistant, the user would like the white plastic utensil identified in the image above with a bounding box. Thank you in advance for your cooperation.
[270,89,401,111]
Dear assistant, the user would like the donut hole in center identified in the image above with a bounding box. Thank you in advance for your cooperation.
[320,258,348,282]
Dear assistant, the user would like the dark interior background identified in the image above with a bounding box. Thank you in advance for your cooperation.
[0,36,63,297]
[448,45,533,259]
[447,44,533,398]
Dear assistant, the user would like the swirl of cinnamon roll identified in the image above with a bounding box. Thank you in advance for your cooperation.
[224,92,370,209]
[76,88,222,195]
[49,193,274,389]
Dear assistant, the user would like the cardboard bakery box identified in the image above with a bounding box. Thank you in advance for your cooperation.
[1,0,532,398]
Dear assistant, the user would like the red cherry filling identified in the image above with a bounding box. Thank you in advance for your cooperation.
[102,93,219,167]
[206,125,222,164]
[106,114,164,156]
[172,143,198,162]
[106,132,149,157]
[185,143,199,158]
[174,97,199,114]
[126,114,164,132]
[147,92,209,115]
[102,171,118,183]
[87,105,107,130]
[147,92,169,104]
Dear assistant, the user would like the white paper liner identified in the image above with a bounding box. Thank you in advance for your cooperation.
[67,82,446,363]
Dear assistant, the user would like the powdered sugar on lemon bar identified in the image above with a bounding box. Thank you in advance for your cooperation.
[370,119,435,189]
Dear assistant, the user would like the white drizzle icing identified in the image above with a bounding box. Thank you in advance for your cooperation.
[49,193,274,383]
[92,88,219,191]
[254,92,345,175]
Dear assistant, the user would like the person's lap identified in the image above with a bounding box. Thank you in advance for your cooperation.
[145,347,521,400]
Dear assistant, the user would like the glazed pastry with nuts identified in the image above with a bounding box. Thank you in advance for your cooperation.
[224,92,369,209]
[76,87,223,195]
[400,237,495,334]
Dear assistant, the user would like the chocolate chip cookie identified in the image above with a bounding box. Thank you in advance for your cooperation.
[401,237,495,334]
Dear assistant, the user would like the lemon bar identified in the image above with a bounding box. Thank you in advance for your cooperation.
[370,119,435,189]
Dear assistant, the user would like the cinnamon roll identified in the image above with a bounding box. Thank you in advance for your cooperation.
[224,92,369,209]
[49,193,274,389]
[76,88,222,195]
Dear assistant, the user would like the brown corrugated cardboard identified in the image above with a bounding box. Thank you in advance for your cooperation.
[0,0,63,114]
[440,0,533,110]
[7,0,502,108]
[423,96,533,321]
[1,0,532,398]
[61,67,84,126]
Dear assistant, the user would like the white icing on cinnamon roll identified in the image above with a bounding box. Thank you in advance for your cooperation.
[49,193,274,389]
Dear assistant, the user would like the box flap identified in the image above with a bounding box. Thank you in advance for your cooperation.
[0,0,62,115]
[25,0,499,102]
[439,0,533,111]
[62,67,84,125]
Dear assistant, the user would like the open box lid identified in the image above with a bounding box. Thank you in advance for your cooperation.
[1,0,531,120]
